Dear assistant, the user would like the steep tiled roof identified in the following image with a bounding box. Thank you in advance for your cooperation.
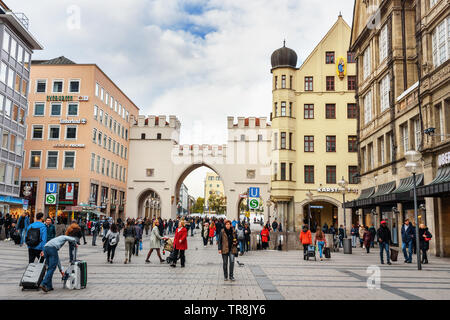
[32,56,76,65]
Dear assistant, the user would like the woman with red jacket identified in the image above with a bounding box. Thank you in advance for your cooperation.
[208,221,216,245]
[171,219,188,268]
[260,226,270,249]
[299,225,312,260]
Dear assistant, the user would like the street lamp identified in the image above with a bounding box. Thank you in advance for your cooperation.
[306,190,314,230]
[405,150,422,271]
[338,176,348,238]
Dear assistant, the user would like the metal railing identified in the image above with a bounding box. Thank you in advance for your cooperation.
[12,12,29,29]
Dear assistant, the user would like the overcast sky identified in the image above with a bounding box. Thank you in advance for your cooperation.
[10,0,354,198]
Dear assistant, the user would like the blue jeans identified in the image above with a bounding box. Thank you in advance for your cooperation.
[238,240,245,254]
[41,246,59,290]
[317,241,325,258]
[19,229,27,245]
[379,242,390,263]
[402,240,413,262]
[351,235,357,247]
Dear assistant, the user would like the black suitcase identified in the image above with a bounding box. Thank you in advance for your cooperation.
[306,245,316,261]
[324,247,331,259]
[20,258,47,290]
[390,248,398,262]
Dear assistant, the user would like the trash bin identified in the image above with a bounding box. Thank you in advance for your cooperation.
[343,238,352,254]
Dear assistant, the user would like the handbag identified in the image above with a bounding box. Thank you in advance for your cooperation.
[139,241,143,251]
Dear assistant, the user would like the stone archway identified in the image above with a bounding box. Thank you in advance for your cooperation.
[137,188,161,219]
[296,195,343,231]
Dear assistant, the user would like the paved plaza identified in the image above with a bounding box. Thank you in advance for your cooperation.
[1,231,450,300]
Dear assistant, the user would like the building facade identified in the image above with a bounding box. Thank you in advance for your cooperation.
[349,0,449,255]
[178,182,189,215]
[21,57,139,222]
[204,171,225,212]
[0,2,42,217]
[270,16,359,233]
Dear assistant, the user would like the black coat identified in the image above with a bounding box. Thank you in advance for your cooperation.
[376,226,391,244]
[419,228,432,251]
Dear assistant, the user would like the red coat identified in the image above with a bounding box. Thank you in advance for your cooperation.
[209,226,216,238]
[174,226,188,250]
[260,228,270,243]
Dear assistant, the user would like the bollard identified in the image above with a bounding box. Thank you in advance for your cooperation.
[343,238,352,254]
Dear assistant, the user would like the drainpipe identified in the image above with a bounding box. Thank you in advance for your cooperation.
[401,0,408,91]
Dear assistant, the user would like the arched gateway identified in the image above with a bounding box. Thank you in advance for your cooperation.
[126,115,272,220]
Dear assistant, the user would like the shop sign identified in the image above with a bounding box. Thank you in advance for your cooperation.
[317,187,359,194]
[45,193,57,205]
[60,118,87,124]
[0,196,26,204]
[438,151,450,167]
[53,144,85,148]
[46,96,89,102]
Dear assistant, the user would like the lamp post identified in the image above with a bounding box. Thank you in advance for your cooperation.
[306,190,313,230]
[338,176,348,238]
[405,150,422,271]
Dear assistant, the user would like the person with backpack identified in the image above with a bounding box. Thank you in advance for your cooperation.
[40,230,80,293]
[236,224,245,255]
[17,212,30,247]
[105,223,120,263]
[123,220,136,264]
[145,219,166,263]
[25,212,47,263]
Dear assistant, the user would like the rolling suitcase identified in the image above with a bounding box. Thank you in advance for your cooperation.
[20,257,46,290]
[324,247,331,259]
[306,245,316,261]
[390,248,398,262]
[63,248,87,289]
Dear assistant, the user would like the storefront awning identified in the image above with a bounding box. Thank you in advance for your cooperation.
[376,174,424,203]
[417,166,450,197]
[372,181,396,198]
[355,187,375,207]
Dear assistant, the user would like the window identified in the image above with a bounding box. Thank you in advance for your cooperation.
[289,102,293,117]
[106,160,110,177]
[10,38,16,59]
[14,74,20,92]
[24,52,30,69]
[51,103,61,116]
[326,76,335,91]
[304,165,314,183]
[4,98,11,118]
[363,45,372,79]
[348,76,356,90]
[47,151,58,169]
[364,90,373,124]
[13,167,19,186]
[347,51,356,63]
[30,151,41,168]
[103,135,107,148]
[289,132,293,149]
[304,104,314,119]
[101,158,105,175]
[0,94,3,116]
[95,83,100,97]
[69,80,80,93]
[2,31,10,52]
[0,62,7,83]
[7,68,13,88]
[273,163,277,180]
[92,128,97,143]
[281,102,286,116]
[21,79,27,97]
[379,24,388,62]
[281,132,286,149]
[96,155,100,173]
[281,75,286,88]
[347,103,357,119]
[430,0,438,7]
[52,80,63,93]
[432,16,450,68]
[274,102,277,117]
[32,125,43,139]
[326,166,336,184]
[67,103,78,116]
[326,135,336,152]
[368,143,374,170]
[146,168,155,177]
[386,132,393,162]
[401,123,409,153]
[90,153,95,172]
[12,104,18,122]
[0,163,5,183]
[49,125,60,140]
[304,136,314,152]
[326,51,335,64]
[325,104,336,119]
[273,132,278,150]
[378,136,385,165]
[64,151,75,169]
[108,137,112,151]
[305,77,313,91]
[65,126,77,139]
[9,134,15,152]
[414,118,421,151]
[349,166,358,184]
[280,163,286,181]
[380,74,390,112]
[290,75,293,89]
[99,109,103,123]
[104,113,108,126]
[100,87,104,101]
[15,136,23,154]
[105,92,109,105]
[348,136,357,152]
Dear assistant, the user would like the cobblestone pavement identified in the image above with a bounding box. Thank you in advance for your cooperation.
[1,230,450,300]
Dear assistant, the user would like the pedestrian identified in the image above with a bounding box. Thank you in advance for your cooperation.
[145,219,166,263]
[369,224,376,248]
[102,219,110,238]
[359,225,365,248]
[17,212,30,247]
[91,220,99,246]
[272,219,278,232]
[3,213,12,241]
[218,219,238,281]
[314,229,327,261]
[351,224,358,248]
[79,219,87,245]
[322,222,328,234]
[45,218,56,243]
[377,220,392,265]
[278,222,283,232]
[123,220,136,264]
[209,221,216,245]
[170,220,187,268]
[133,221,143,256]
[202,222,209,247]
[244,222,251,252]
[401,218,415,263]
[300,225,312,260]
[144,218,151,236]
[419,223,432,264]
[39,231,79,292]
[260,225,270,250]
[363,226,371,253]
[236,223,245,255]
[338,225,345,248]
[190,219,195,236]
[25,212,47,263]
[65,221,82,263]
[105,223,120,263]
[215,219,223,244]
[0,213,3,239]
[168,219,173,235]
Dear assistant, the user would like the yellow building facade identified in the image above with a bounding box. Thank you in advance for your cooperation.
[270,16,359,233]
[204,171,225,213]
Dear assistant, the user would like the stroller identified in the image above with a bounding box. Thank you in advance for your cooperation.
[163,238,178,264]
[305,245,316,261]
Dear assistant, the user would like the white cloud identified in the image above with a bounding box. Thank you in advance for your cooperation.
[11,0,354,146]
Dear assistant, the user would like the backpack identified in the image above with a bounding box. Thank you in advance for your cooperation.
[103,221,110,229]
[109,233,118,246]
[25,227,41,247]
[237,228,245,240]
